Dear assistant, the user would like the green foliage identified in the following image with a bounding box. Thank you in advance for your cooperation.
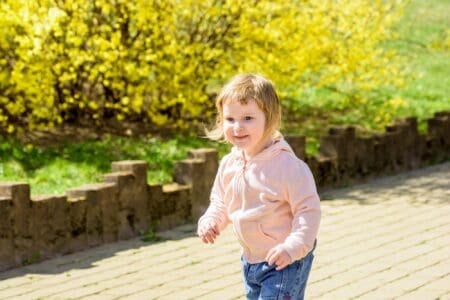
[284,0,450,146]
[0,0,409,134]
[1,0,449,194]
[140,224,166,242]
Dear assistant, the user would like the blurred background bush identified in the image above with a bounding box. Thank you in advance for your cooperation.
[0,0,449,194]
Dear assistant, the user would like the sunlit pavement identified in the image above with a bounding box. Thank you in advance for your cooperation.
[0,162,449,300]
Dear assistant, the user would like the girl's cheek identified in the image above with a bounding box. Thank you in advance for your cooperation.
[223,124,232,132]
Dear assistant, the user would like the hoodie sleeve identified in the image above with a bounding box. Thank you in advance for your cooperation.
[281,158,321,261]
[197,155,231,235]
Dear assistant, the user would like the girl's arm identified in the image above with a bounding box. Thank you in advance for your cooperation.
[197,156,230,240]
[281,159,322,261]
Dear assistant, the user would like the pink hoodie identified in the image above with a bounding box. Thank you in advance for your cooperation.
[198,137,321,263]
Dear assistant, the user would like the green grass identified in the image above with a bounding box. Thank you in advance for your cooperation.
[1,0,449,195]
[392,0,450,117]
[0,135,229,196]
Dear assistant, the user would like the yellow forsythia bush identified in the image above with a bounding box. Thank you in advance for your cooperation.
[0,0,407,133]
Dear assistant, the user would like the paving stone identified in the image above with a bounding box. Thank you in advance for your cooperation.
[0,162,448,299]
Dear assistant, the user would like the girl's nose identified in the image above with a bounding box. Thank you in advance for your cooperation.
[234,121,244,131]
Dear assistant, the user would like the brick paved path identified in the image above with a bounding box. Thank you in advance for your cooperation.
[0,162,449,300]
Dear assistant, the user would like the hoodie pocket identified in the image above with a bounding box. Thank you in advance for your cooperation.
[258,224,278,242]
[237,220,279,249]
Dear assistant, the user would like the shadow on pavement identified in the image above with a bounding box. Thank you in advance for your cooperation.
[0,224,198,281]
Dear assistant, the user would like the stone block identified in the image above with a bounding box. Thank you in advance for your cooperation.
[111,160,148,185]
[285,135,306,160]
[99,184,120,243]
[384,126,405,172]
[396,117,426,169]
[67,183,118,247]
[105,172,136,239]
[354,136,376,176]
[0,182,31,236]
[308,155,338,187]
[176,148,219,221]
[319,126,358,178]
[109,161,149,234]
[174,158,205,221]
[427,112,450,159]
[0,182,32,265]
[373,133,395,174]
[0,196,15,271]
[148,184,164,222]
[30,195,69,260]
[157,183,191,231]
[66,194,88,253]
[189,148,218,181]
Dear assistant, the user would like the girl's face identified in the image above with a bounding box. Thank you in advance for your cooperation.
[222,99,270,158]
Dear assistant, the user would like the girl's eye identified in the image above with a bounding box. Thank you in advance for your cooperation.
[225,117,234,122]
[244,116,253,121]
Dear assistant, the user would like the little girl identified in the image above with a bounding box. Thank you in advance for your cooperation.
[197,73,321,299]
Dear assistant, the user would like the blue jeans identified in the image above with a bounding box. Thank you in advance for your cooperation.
[241,244,315,300]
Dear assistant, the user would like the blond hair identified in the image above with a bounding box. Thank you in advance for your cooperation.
[207,73,282,141]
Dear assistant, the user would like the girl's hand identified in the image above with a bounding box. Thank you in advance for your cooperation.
[198,223,220,244]
[265,245,292,271]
